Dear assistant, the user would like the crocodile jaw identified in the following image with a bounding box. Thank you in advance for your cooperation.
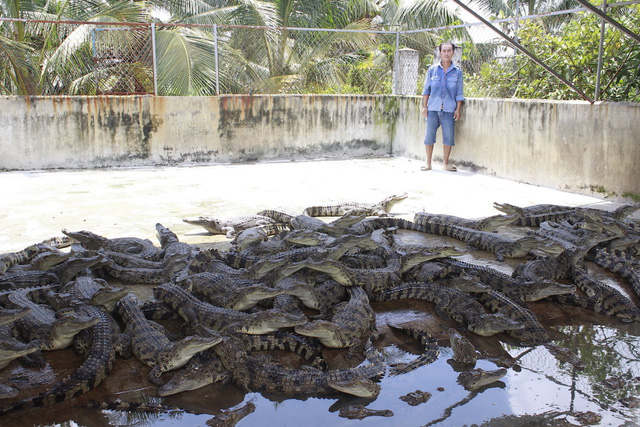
[295,321,341,345]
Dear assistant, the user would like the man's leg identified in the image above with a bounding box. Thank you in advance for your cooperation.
[422,112,439,170]
[426,145,434,166]
[441,112,456,171]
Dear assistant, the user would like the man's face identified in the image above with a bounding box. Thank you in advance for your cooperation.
[440,44,454,60]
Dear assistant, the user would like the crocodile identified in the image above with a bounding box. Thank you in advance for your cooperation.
[0,237,72,274]
[416,222,561,261]
[373,282,524,336]
[513,247,588,282]
[230,223,290,251]
[387,324,440,376]
[346,217,427,235]
[101,257,189,284]
[493,202,640,227]
[157,349,230,396]
[0,306,30,326]
[99,224,195,284]
[474,290,550,346]
[6,286,100,351]
[0,304,118,415]
[207,402,256,427]
[158,331,327,396]
[245,233,377,279]
[400,389,433,406]
[563,263,640,323]
[178,272,292,311]
[0,325,41,369]
[338,405,394,420]
[62,229,161,260]
[593,248,640,298]
[413,212,520,232]
[302,193,408,217]
[182,214,276,237]
[440,258,576,302]
[50,272,128,312]
[153,283,307,335]
[3,250,108,288]
[117,294,223,385]
[242,339,385,398]
[261,258,359,287]
[3,245,71,273]
[457,367,507,391]
[278,276,347,314]
[448,328,477,366]
[295,286,376,349]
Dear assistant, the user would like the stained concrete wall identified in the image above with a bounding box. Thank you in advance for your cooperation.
[393,98,640,201]
[1,95,638,200]
[0,95,393,169]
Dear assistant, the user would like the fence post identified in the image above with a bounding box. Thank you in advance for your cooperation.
[595,0,607,100]
[214,24,219,95]
[151,23,158,96]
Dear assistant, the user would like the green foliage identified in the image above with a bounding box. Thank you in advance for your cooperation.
[466,6,640,101]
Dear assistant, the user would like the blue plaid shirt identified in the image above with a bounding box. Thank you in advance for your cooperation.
[422,62,464,113]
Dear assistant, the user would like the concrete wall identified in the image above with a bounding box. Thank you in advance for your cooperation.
[0,95,393,169]
[393,98,640,201]
[1,95,638,201]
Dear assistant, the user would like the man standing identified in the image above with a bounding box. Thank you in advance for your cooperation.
[421,42,465,172]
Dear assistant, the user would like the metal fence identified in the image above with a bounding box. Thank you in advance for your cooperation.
[1,1,638,102]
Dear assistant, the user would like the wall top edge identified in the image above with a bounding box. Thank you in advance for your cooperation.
[1,95,638,107]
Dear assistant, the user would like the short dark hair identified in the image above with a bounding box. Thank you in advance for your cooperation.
[438,42,457,52]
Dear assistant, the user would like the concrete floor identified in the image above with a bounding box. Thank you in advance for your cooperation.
[0,157,615,254]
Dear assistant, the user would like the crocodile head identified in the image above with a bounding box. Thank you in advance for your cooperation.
[89,285,130,312]
[167,335,224,371]
[61,229,108,248]
[467,313,524,337]
[157,355,229,396]
[381,193,409,211]
[235,310,308,335]
[0,339,41,369]
[232,227,269,250]
[328,378,381,398]
[295,320,355,348]
[155,223,180,247]
[0,307,31,326]
[400,246,464,273]
[523,279,577,301]
[50,310,101,350]
[182,217,225,234]
[29,250,72,270]
[457,368,507,391]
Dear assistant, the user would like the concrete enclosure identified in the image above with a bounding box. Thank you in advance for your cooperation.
[1,95,638,200]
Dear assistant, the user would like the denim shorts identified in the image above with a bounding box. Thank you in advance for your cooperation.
[424,111,455,147]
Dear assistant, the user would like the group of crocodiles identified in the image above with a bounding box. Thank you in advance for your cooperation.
[0,193,639,422]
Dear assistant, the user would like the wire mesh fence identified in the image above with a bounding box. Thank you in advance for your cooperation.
[1,1,638,101]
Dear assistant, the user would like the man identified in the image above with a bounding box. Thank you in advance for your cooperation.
[421,42,465,172]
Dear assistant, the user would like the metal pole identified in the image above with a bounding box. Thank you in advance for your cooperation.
[214,24,220,96]
[151,23,158,96]
[449,0,594,103]
[595,0,607,100]
[573,0,640,44]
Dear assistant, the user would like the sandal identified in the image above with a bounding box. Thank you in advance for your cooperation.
[420,164,432,171]
[444,164,457,172]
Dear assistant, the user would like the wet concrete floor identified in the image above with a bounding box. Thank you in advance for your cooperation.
[1,158,640,426]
